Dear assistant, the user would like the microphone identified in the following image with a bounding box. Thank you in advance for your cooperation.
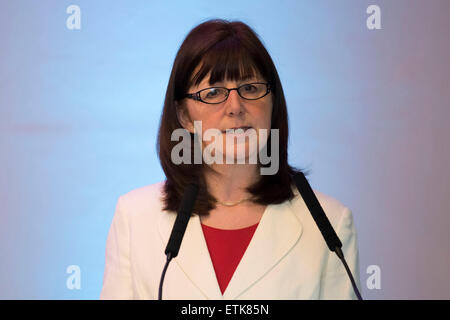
[158,183,199,300]
[292,172,363,300]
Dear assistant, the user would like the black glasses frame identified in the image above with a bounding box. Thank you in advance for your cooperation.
[184,82,271,104]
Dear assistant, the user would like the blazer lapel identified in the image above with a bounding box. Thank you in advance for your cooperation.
[157,196,303,300]
[222,199,303,299]
[158,211,223,299]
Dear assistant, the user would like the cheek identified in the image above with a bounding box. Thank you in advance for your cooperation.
[189,112,222,137]
[186,105,213,131]
[185,104,201,122]
[259,103,273,128]
[190,109,221,130]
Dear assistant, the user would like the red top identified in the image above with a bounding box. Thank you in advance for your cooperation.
[201,222,259,295]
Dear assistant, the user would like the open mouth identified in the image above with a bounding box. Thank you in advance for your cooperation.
[222,126,253,133]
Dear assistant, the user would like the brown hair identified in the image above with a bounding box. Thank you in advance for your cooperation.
[157,18,308,216]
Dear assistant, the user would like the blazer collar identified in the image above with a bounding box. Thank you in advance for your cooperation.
[157,196,303,300]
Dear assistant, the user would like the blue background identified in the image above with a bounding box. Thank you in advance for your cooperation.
[0,0,449,299]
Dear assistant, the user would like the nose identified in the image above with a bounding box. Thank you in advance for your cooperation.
[224,89,245,116]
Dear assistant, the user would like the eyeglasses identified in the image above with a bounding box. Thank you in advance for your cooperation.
[184,82,271,104]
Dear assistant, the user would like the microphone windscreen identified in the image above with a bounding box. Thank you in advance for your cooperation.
[164,183,199,258]
[292,172,342,252]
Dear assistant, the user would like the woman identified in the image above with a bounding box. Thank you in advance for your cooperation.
[100,19,361,300]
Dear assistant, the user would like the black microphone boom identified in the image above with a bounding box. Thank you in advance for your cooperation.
[158,176,362,300]
[164,183,199,258]
[292,172,363,300]
[159,183,199,300]
[292,172,342,252]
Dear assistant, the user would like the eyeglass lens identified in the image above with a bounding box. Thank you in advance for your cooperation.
[199,83,268,103]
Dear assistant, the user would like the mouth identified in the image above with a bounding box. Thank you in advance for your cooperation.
[222,126,253,133]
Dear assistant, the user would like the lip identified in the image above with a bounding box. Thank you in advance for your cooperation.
[221,126,252,133]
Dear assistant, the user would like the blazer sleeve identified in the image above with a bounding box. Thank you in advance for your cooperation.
[100,195,134,299]
[319,207,362,300]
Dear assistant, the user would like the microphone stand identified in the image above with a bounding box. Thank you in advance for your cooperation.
[158,183,199,300]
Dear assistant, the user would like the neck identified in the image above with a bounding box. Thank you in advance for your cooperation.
[205,163,259,203]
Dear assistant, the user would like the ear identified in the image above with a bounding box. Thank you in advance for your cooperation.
[175,101,194,133]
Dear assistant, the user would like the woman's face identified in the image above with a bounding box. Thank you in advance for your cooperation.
[177,71,273,163]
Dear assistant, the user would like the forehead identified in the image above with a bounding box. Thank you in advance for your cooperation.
[189,70,264,91]
[187,53,266,88]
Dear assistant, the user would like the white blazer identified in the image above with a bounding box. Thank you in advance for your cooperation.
[100,181,361,300]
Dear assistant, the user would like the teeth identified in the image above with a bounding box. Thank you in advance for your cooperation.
[225,126,250,131]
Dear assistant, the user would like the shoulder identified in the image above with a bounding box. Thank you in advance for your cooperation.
[117,181,167,219]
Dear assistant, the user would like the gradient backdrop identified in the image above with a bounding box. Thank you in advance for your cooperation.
[0,0,449,299]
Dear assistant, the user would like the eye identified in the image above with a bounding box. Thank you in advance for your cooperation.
[205,88,220,97]
[242,84,257,92]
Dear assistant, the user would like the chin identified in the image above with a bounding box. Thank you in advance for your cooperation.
[222,143,260,164]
